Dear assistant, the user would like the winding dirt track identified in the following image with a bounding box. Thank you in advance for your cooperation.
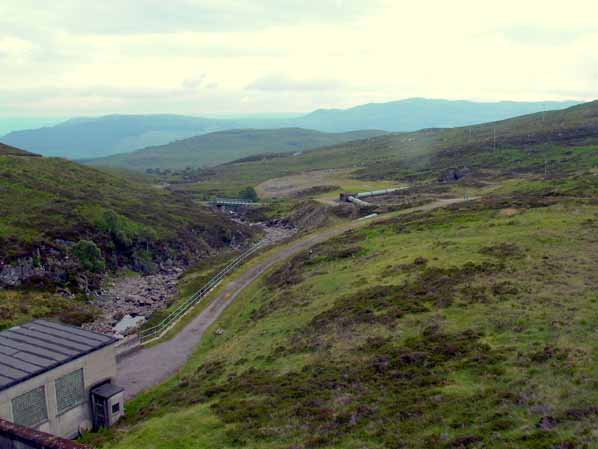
[117,198,472,399]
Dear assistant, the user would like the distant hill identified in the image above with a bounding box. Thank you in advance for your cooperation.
[83,128,387,171]
[1,99,580,160]
[0,115,240,159]
[290,98,581,132]
[192,100,598,193]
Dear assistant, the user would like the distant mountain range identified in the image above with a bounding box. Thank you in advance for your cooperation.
[1,115,238,159]
[83,128,386,170]
[195,100,598,191]
[1,98,580,160]
[289,98,581,132]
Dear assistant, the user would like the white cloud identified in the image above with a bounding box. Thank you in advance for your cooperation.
[247,73,344,92]
[1,0,382,35]
[0,0,597,117]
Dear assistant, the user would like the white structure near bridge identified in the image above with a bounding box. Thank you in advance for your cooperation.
[0,320,124,439]
[340,187,409,206]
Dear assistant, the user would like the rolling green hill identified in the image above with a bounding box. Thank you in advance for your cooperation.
[90,174,598,449]
[0,146,253,328]
[0,151,250,260]
[184,101,598,196]
[83,128,387,171]
[291,98,580,132]
[0,142,40,157]
[2,100,578,160]
[0,147,251,286]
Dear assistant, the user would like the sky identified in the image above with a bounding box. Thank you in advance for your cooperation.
[2,0,598,118]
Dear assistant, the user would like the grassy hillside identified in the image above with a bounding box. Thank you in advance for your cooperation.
[0,142,39,157]
[3,100,578,160]
[0,153,250,259]
[0,149,253,328]
[83,128,387,171]
[293,98,580,133]
[180,101,598,197]
[87,175,598,449]
[1,115,239,159]
[0,151,252,278]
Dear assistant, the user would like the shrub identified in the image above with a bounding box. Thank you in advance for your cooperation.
[71,240,106,273]
[239,186,258,202]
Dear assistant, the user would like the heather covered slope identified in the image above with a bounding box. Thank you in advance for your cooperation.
[0,150,253,329]
[2,99,578,160]
[0,152,251,281]
[185,100,598,196]
[83,128,386,171]
[89,176,598,449]
[0,142,39,157]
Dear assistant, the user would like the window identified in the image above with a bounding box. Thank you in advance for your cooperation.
[12,386,48,427]
[55,369,85,414]
[111,403,120,414]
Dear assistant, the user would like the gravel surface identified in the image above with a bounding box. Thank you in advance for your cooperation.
[116,198,476,399]
[116,224,352,398]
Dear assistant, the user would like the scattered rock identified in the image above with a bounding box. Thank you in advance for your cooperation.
[84,221,295,336]
[83,268,182,335]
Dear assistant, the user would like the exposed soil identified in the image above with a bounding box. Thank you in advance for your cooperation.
[116,197,476,399]
[84,224,295,337]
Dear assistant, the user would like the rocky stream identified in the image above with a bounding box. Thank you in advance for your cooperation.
[83,221,295,337]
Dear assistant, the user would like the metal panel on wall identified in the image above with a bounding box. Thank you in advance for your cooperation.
[55,369,85,413]
[12,386,48,427]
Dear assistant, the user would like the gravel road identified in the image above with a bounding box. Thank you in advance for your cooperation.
[116,198,475,399]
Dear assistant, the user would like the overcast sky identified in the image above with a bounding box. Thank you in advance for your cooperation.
[2,0,598,117]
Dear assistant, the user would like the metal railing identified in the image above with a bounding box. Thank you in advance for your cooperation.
[138,242,264,343]
[208,198,263,206]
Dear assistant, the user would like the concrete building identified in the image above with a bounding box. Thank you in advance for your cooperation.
[0,320,124,439]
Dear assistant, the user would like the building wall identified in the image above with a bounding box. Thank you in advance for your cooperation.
[0,344,117,439]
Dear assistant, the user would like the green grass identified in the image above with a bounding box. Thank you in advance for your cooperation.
[0,289,97,330]
[0,142,39,157]
[84,129,386,171]
[0,155,248,259]
[139,250,243,345]
[0,154,253,328]
[255,168,399,201]
[86,177,598,449]
[174,101,598,198]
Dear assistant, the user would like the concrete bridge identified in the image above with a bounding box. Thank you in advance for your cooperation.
[208,198,262,207]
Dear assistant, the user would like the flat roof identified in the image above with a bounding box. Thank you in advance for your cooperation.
[0,320,116,392]
[92,383,124,399]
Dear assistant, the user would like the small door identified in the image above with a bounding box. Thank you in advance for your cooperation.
[91,395,109,430]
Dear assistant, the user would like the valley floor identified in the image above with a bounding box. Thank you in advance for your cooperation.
[116,197,478,399]
[84,177,597,449]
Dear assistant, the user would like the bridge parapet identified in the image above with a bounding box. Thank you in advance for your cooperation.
[209,198,259,207]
